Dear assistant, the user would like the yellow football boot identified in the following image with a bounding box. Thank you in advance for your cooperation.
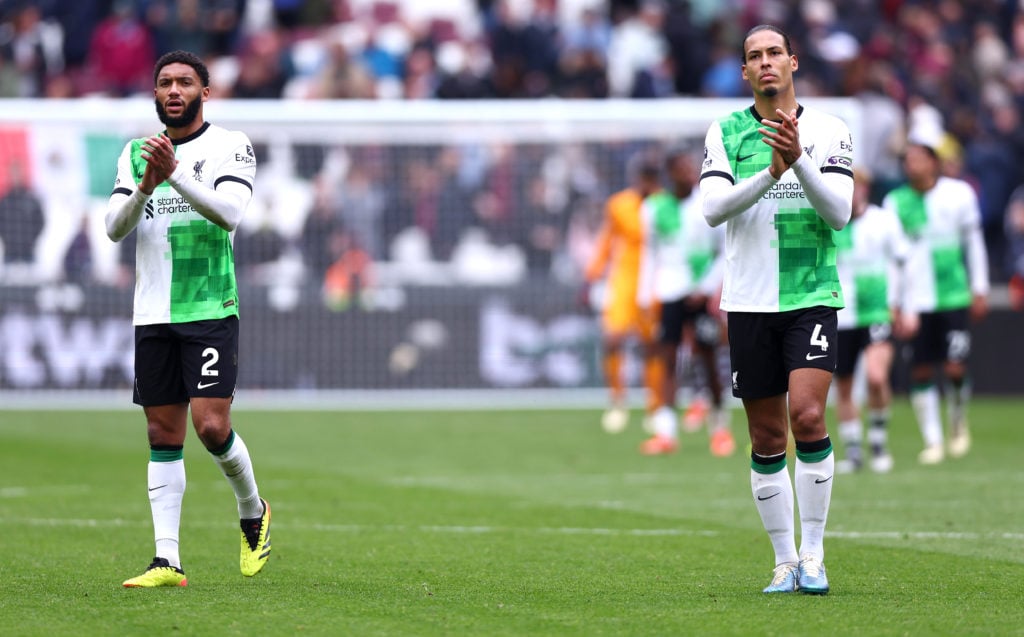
[122,558,187,588]
[240,498,271,576]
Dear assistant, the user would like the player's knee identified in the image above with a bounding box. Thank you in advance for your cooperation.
[192,418,230,449]
[790,403,826,437]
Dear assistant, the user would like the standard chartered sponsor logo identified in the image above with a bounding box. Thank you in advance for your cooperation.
[762,182,806,200]
[154,195,193,215]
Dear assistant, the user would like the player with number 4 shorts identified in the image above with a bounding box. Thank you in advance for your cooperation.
[700,25,854,594]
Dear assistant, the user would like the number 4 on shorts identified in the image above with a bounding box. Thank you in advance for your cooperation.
[810,323,828,351]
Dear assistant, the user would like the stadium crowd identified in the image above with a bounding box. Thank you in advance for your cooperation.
[1,0,1023,290]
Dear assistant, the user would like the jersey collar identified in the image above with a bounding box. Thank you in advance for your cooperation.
[748,104,804,123]
[167,121,210,146]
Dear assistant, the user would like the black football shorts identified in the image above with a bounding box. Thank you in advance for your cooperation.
[133,316,239,406]
[727,306,838,399]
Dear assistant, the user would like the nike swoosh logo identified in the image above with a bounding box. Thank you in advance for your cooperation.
[148,484,168,492]
[737,153,756,161]
[814,476,833,484]
[757,492,781,501]
[805,354,828,360]
[197,381,220,390]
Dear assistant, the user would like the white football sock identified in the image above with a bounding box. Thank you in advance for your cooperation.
[751,459,798,566]
[911,385,943,447]
[210,431,263,519]
[795,451,834,561]
[149,459,185,569]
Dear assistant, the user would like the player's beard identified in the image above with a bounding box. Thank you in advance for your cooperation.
[763,86,779,97]
[155,96,201,128]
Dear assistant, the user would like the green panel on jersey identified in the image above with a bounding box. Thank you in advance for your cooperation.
[854,273,889,326]
[718,110,771,178]
[129,138,174,191]
[890,186,927,237]
[833,222,854,253]
[167,220,239,323]
[649,192,680,237]
[773,208,843,310]
[932,244,971,310]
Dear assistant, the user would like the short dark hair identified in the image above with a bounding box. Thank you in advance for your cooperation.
[153,50,210,87]
[742,24,794,58]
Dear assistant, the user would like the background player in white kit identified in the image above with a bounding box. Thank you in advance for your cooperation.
[106,50,271,587]
[701,25,853,595]
[883,128,989,465]
[833,169,910,474]
[636,148,732,457]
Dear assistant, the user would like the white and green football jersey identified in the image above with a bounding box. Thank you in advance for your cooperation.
[834,204,909,329]
[882,177,985,313]
[638,188,724,304]
[111,122,256,325]
[701,105,853,312]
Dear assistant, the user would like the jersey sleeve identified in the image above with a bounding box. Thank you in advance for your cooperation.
[214,131,257,193]
[956,182,990,295]
[700,120,733,184]
[105,141,149,242]
[820,119,855,178]
[110,142,136,196]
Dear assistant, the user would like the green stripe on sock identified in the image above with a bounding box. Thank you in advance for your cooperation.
[150,447,183,462]
[751,456,787,474]
[209,429,235,456]
[796,444,833,464]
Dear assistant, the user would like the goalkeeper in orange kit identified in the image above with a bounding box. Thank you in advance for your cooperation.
[585,156,665,433]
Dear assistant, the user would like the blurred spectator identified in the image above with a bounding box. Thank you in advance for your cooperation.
[606,0,668,97]
[513,173,567,276]
[337,160,387,260]
[85,0,154,96]
[42,0,104,70]
[0,159,44,266]
[402,42,437,99]
[1006,185,1024,309]
[311,32,376,99]
[323,228,372,311]
[300,181,344,277]
[62,216,92,284]
[0,2,64,97]
[230,29,289,98]
[234,220,287,282]
[435,40,492,99]
[143,0,209,57]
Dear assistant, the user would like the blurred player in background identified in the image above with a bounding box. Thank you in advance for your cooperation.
[883,129,989,465]
[106,50,271,587]
[637,148,733,456]
[833,169,909,473]
[585,156,664,433]
[701,25,853,595]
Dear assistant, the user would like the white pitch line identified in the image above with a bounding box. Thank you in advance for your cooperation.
[1,517,1022,541]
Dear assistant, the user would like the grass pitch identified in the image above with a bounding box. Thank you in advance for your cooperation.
[1,399,1022,636]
